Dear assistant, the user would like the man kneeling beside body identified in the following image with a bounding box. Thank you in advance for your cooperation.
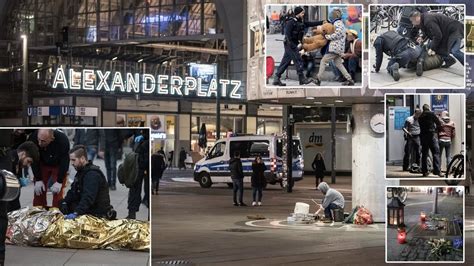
[317,182,344,222]
[60,145,116,220]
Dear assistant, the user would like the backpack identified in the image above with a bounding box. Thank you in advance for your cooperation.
[117,151,139,188]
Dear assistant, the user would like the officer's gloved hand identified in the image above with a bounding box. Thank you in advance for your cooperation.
[51,182,62,194]
[134,135,144,143]
[34,181,45,196]
[65,212,78,220]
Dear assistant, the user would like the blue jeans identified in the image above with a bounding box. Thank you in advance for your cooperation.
[87,146,98,162]
[324,203,340,219]
[447,38,464,65]
[232,178,244,204]
[252,187,263,202]
[104,148,118,187]
[439,141,452,168]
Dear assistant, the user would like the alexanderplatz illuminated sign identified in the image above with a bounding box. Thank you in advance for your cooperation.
[52,67,243,99]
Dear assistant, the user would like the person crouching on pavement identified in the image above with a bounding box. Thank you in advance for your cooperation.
[31,129,70,208]
[272,6,325,86]
[60,145,116,220]
[317,182,344,222]
[251,156,266,206]
[409,11,464,67]
[373,30,422,81]
[313,8,355,86]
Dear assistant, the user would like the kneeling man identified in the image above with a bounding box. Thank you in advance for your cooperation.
[317,182,345,222]
[60,145,116,220]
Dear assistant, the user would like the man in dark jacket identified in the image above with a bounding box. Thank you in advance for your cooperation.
[101,129,122,190]
[229,151,246,206]
[60,145,115,220]
[373,30,422,81]
[152,152,166,194]
[73,129,103,162]
[127,130,150,219]
[272,6,324,86]
[418,104,442,177]
[30,129,70,208]
[410,11,464,67]
[0,132,39,265]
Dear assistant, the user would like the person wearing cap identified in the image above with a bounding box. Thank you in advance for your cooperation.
[272,6,325,86]
[373,30,423,81]
[403,108,422,172]
[438,111,456,170]
[418,104,442,177]
[331,29,362,82]
[409,10,464,68]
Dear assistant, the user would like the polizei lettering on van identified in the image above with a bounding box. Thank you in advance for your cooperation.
[52,67,243,99]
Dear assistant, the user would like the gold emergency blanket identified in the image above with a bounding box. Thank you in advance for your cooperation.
[8,207,149,251]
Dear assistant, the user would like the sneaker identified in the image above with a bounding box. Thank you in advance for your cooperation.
[422,172,429,177]
[252,201,257,206]
[239,202,247,207]
[258,202,262,206]
[272,76,286,86]
[233,202,239,206]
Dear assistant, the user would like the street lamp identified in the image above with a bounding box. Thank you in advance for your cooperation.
[387,191,405,227]
[21,34,28,126]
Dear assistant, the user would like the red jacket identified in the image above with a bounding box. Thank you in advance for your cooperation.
[438,121,455,141]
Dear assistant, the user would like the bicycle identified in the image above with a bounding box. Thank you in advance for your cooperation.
[444,143,466,186]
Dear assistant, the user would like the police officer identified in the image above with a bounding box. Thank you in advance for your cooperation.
[373,30,422,81]
[272,6,324,86]
[60,145,116,220]
[418,104,442,177]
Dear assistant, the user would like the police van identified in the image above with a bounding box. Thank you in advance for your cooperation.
[193,134,304,188]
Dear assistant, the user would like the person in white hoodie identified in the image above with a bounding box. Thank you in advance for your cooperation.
[317,182,345,221]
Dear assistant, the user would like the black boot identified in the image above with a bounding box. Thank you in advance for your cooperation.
[126,211,136,219]
[342,79,355,86]
[389,63,400,81]
[272,75,286,86]
[299,74,312,85]
[313,78,321,86]
[416,58,424,76]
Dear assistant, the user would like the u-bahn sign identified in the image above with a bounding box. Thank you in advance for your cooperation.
[52,67,243,99]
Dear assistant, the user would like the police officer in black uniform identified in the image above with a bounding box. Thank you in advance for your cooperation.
[273,6,324,86]
[60,145,116,220]
[373,30,422,81]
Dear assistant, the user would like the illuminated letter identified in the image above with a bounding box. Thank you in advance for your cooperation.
[196,78,207,97]
[96,71,111,91]
[207,78,217,97]
[230,80,242,99]
[157,75,169,94]
[170,76,183,96]
[82,69,95,90]
[142,74,155,94]
[127,73,140,93]
[184,77,197,96]
[111,72,124,92]
[69,69,81,90]
[52,67,68,89]
[219,79,230,98]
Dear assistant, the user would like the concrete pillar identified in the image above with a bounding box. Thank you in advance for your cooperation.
[352,103,399,222]
[247,117,257,134]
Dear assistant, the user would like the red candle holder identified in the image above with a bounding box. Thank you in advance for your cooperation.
[420,211,426,222]
[397,226,407,244]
